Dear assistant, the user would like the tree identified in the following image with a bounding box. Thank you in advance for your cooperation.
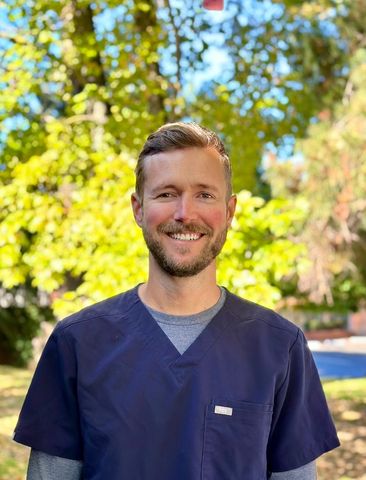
[298,50,366,308]
[1,0,348,188]
[218,192,308,309]
[266,0,366,308]
[1,141,308,317]
[0,0,349,322]
[190,0,348,191]
[0,284,53,366]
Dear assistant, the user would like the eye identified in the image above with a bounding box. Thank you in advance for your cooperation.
[156,192,175,198]
[199,192,214,199]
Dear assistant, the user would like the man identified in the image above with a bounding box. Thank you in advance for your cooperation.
[14,122,339,479]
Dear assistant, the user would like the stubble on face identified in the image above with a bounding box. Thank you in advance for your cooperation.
[142,221,228,277]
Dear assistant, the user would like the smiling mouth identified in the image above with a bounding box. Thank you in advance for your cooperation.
[167,233,204,241]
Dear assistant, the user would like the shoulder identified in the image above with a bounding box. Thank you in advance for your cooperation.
[225,289,301,344]
[55,286,139,335]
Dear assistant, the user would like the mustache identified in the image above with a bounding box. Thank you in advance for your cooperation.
[158,223,212,236]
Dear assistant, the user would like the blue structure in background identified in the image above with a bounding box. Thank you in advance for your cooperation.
[312,351,366,379]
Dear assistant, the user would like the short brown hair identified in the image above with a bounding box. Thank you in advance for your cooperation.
[135,122,232,201]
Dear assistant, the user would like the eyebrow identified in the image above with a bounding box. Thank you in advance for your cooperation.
[148,184,176,196]
[196,183,220,193]
[150,183,220,194]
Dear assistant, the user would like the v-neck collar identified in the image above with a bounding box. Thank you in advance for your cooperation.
[128,285,235,382]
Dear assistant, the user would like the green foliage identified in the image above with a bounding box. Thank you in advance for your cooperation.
[303,317,346,332]
[0,294,54,367]
[266,47,366,308]
[0,0,354,323]
[0,121,148,316]
[1,139,308,316]
[190,0,348,192]
[0,0,349,190]
[218,191,308,308]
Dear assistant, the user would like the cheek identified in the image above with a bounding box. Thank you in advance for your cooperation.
[205,209,228,227]
[143,206,172,226]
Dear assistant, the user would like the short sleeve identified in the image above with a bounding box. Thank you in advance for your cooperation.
[267,330,340,472]
[13,323,83,461]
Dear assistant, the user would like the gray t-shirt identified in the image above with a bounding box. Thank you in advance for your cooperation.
[27,288,316,479]
[145,286,226,354]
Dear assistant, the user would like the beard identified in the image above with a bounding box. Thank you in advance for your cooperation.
[142,222,228,277]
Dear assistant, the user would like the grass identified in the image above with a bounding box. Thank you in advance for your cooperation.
[323,377,366,402]
[0,366,32,480]
[0,365,365,479]
[317,378,366,480]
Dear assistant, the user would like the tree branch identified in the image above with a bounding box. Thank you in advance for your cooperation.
[164,0,182,89]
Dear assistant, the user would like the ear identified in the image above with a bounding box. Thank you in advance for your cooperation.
[226,194,237,228]
[131,192,143,227]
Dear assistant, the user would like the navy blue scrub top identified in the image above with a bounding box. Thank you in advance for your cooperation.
[14,287,339,479]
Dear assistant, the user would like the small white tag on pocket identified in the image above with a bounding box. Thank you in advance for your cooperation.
[214,405,233,416]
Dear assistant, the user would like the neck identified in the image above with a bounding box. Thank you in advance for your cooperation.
[138,261,220,315]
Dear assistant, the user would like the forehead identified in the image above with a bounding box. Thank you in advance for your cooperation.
[143,147,226,190]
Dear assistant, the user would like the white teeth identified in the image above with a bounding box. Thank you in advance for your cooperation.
[170,233,201,241]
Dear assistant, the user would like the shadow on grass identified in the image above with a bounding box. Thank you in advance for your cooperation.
[317,378,366,480]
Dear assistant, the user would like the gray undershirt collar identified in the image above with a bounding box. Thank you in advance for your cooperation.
[143,287,227,354]
[144,286,226,325]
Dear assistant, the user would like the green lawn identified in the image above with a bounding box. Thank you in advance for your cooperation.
[0,366,365,479]
[0,366,32,480]
[323,377,366,402]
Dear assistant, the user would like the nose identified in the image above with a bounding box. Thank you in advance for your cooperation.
[173,195,198,222]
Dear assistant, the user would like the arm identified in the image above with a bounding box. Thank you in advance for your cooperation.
[27,449,83,480]
[14,324,83,461]
[267,330,339,472]
[271,461,317,479]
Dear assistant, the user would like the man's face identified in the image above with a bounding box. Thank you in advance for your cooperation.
[131,147,236,277]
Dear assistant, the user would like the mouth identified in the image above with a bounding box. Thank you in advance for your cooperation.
[167,233,204,241]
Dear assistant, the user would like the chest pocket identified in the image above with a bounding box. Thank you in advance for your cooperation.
[201,399,273,480]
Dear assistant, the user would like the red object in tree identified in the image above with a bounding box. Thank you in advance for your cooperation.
[203,0,224,10]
